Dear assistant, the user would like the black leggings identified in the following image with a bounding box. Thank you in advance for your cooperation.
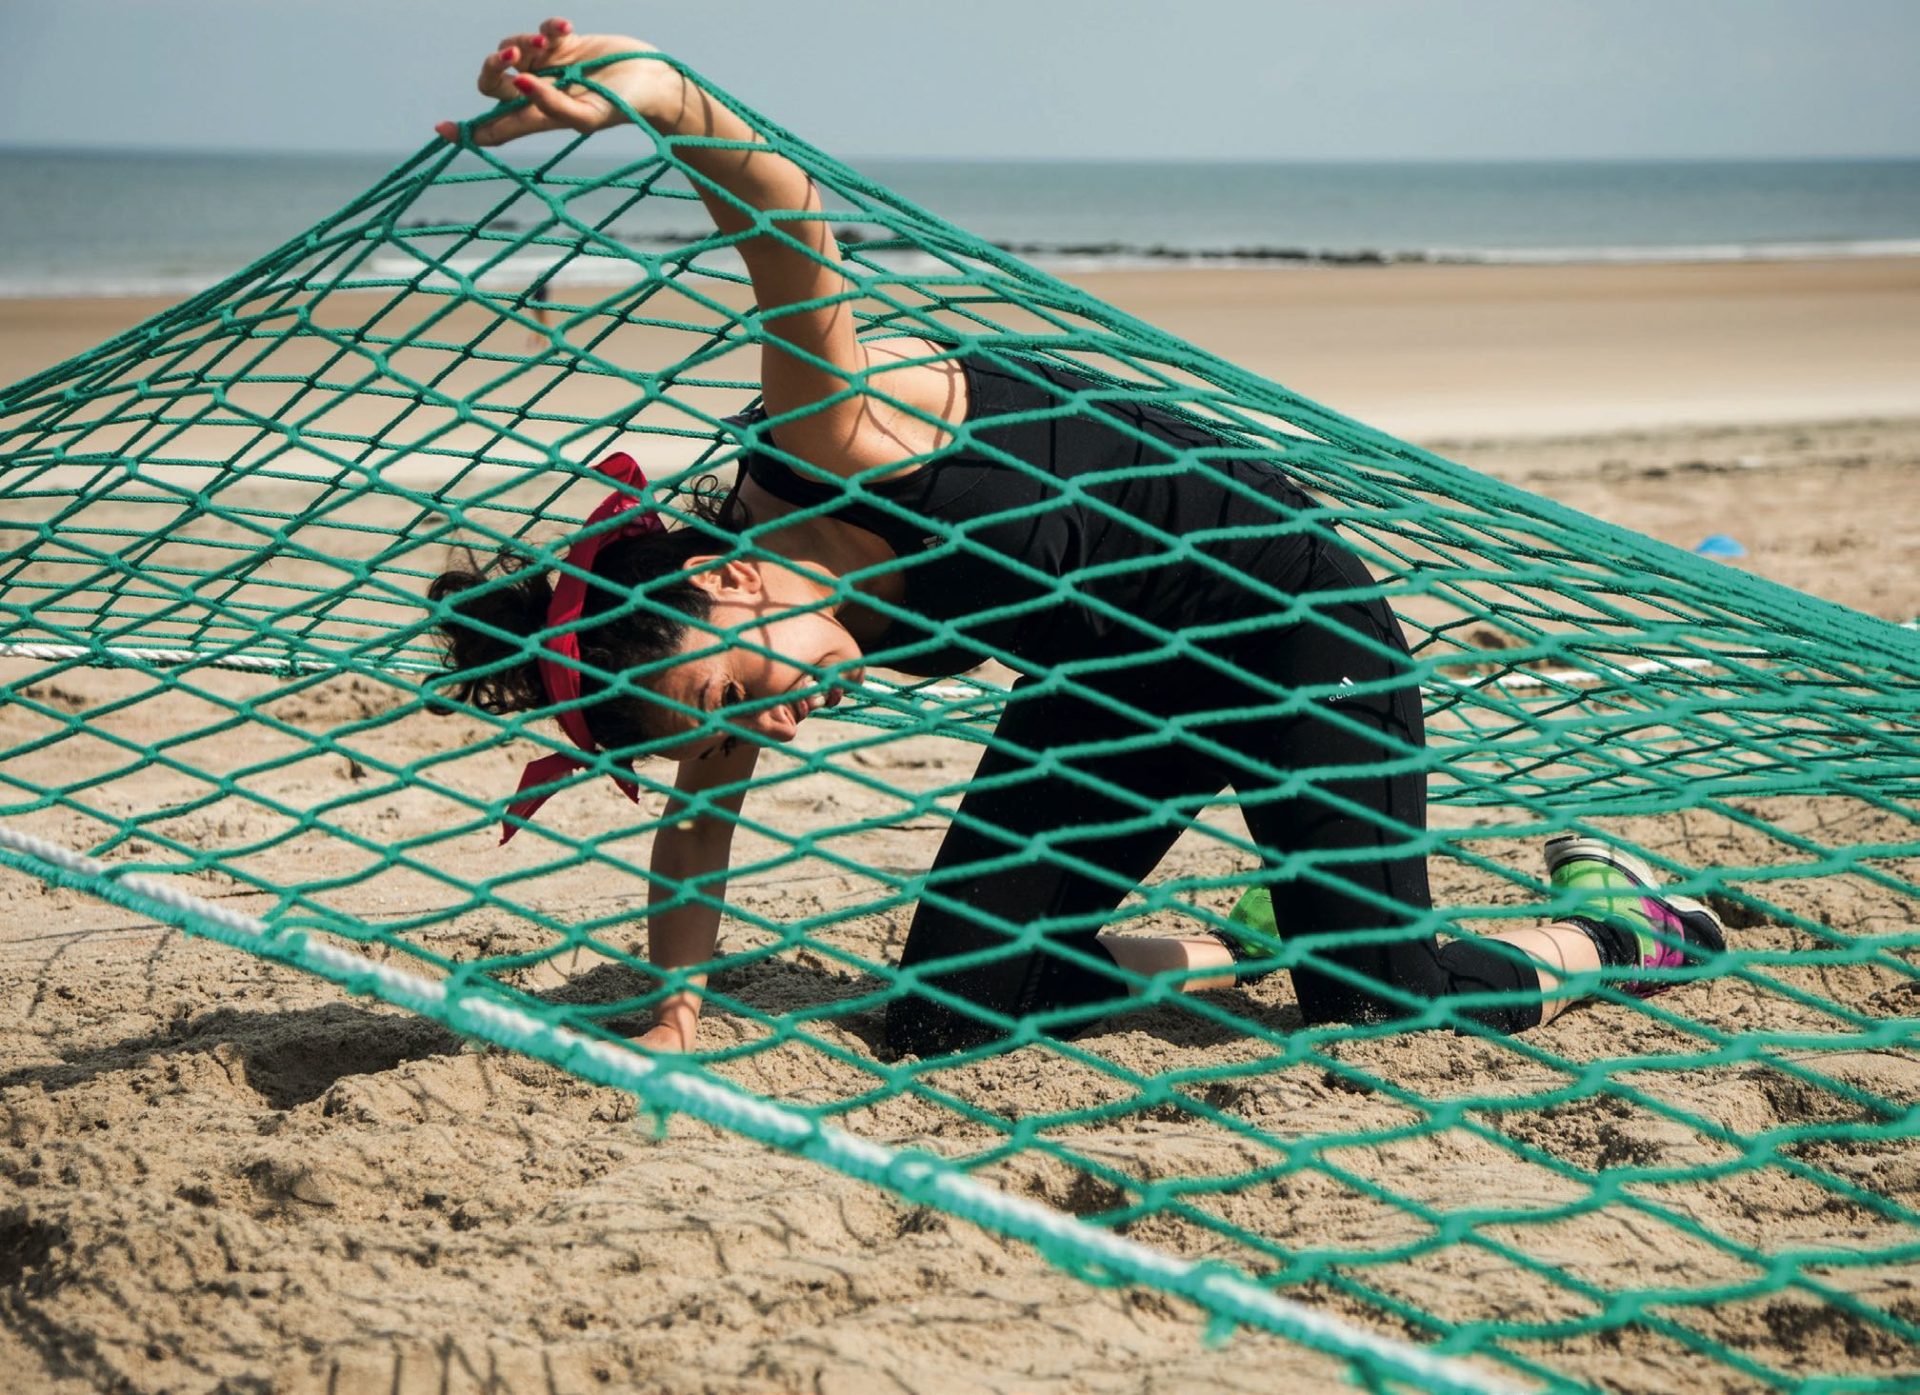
[884,544,1544,1057]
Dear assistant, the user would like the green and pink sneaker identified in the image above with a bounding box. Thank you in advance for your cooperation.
[1216,886,1282,984]
[1544,836,1725,995]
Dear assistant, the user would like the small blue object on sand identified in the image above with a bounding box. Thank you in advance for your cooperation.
[1693,534,1747,559]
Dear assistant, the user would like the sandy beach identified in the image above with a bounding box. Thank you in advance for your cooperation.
[2,257,1917,1394]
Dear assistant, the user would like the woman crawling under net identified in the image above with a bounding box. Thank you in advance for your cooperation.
[429,19,1724,1058]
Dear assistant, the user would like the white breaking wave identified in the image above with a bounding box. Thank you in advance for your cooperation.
[5,237,1920,301]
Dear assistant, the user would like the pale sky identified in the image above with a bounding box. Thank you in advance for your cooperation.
[7,0,1920,161]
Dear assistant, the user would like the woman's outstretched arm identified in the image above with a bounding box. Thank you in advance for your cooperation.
[439,18,959,476]
[636,739,763,1052]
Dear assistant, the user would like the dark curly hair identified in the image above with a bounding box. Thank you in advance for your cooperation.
[428,485,740,755]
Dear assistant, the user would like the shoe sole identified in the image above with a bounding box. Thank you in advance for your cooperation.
[1544,835,1726,957]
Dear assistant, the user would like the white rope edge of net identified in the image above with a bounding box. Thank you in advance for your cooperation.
[0,819,1521,1395]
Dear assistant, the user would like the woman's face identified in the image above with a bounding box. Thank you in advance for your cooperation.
[646,558,865,761]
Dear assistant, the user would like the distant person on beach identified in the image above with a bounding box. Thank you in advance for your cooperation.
[430,18,1725,1057]
[524,273,555,345]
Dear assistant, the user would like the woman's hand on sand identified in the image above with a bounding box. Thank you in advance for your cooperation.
[435,17,674,148]
[636,1020,691,1053]
[638,994,701,1053]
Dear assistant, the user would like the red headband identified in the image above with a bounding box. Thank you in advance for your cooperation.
[501,451,666,843]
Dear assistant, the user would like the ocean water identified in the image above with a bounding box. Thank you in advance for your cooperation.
[2,146,1917,298]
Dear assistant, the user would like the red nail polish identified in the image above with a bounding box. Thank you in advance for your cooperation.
[513,75,537,93]
[530,35,546,48]
[498,48,515,64]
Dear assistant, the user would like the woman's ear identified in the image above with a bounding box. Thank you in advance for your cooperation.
[681,555,764,601]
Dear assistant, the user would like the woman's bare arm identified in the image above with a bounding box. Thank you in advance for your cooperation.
[442,18,960,476]
[634,738,761,1051]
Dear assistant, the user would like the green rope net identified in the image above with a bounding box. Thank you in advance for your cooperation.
[2,57,1917,1393]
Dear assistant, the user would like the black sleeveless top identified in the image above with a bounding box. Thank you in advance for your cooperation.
[728,353,1324,680]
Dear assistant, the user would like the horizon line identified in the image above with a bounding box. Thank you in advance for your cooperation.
[5,140,1920,167]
